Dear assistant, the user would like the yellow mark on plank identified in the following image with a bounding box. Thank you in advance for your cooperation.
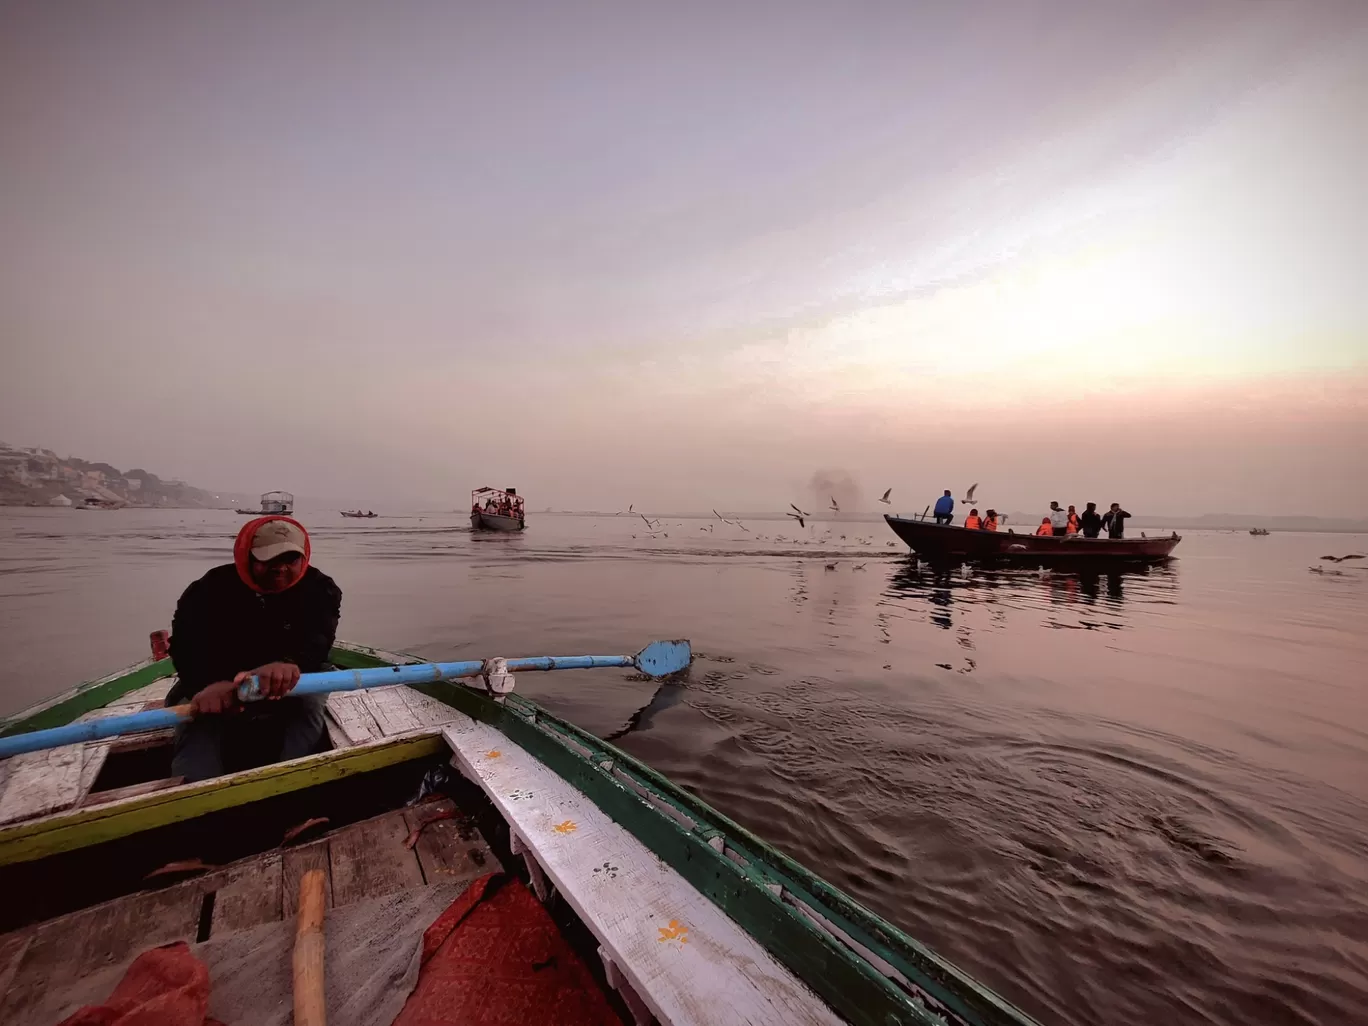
[553,820,577,834]
[484,750,502,759]
[658,919,689,944]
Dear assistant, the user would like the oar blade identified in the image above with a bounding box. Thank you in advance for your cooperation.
[634,639,692,678]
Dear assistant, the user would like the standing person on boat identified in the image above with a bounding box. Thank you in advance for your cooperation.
[1048,501,1069,537]
[166,516,341,783]
[1079,502,1103,538]
[963,509,982,529]
[1101,503,1132,538]
[1066,505,1081,535]
[932,490,955,525]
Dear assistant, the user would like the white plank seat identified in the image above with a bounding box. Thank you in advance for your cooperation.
[443,721,844,1026]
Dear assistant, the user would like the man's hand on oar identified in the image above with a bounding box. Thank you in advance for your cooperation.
[190,680,241,715]
[237,661,301,699]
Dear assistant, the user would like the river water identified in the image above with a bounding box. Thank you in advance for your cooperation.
[1,507,1366,1025]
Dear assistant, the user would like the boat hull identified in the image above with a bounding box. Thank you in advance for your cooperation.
[471,511,525,532]
[884,514,1180,562]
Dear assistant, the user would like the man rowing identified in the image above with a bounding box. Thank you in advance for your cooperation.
[166,517,342,782]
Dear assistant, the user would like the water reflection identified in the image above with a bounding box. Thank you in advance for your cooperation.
[882,558,1179,633]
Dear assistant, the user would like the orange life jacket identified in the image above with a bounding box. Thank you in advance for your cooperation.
[1036,520,1053,536]
[964,515,982,529]
[984,516,998,531]
[1066,513,1080,534]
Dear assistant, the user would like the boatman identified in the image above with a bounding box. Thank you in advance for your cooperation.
[166,517,342,782]
[933,490,955,525]
[1101,503,1132,538]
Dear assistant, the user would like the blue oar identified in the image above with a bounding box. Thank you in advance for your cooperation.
[0,639,692,760]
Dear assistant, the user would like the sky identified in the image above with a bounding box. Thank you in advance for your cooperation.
[2,1,1365,515]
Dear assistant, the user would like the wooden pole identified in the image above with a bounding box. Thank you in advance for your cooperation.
[293,868,327,1026]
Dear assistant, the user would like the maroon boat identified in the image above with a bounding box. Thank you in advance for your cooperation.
[884,514,1180,563]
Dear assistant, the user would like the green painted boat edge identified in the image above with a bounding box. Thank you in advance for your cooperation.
[0,733,442,867]
[412,677,1042,1026]
[0,658,175,738]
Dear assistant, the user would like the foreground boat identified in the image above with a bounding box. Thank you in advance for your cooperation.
[885,514,1180,563]
[0,637,1040,1026]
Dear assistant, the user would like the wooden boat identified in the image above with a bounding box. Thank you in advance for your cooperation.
[235,490,294,515]
[1249,528,1270,536]
[471,486,526,532]
[340,510,378,518]
[885,514,1180,563]
[0,635,1039,1026]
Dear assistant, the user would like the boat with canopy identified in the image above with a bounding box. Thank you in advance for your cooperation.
[470,486,526,532]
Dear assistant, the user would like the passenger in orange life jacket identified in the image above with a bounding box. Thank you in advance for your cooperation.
[983,510,1000,531]
[963,509,982,530]
[1066,505,1080,535]
[1036,518,1054,536]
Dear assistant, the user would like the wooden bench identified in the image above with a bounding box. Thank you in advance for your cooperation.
[443,721,843,1026]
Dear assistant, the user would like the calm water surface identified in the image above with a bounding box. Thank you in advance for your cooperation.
[2,507,1366,1025]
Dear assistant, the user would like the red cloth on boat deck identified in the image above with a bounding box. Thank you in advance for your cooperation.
[392,872,624,1026]
[57,942,225,1026]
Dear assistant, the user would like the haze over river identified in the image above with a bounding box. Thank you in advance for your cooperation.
[2,507,1365,1025]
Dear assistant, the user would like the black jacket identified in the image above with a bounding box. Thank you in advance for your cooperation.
[1079,510,1104,538]
[168,564,342,703]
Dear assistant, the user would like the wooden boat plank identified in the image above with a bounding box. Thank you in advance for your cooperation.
[360,686,421,736]
[0,734,446,868]
[0,745,84,826]
[0,878,201,1020]
[442,722,844,1026]
[208,851,284,936]
[324,691,382,745]
[80,776,186,808]
[396,686,467,728]
[401,801,495,885]
[0,929,33,1004]
[328,810,426,907]
[283,840,333,917]
[77,742,111,799]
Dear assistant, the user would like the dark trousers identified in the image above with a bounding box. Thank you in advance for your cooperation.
[1053,526,1067,536]
[934,513,953,525]
[172,694,328,783]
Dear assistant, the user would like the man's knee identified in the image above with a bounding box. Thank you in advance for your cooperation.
[172,720,226,783]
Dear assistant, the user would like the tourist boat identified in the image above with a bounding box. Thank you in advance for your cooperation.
[235,490,294,515]
[885,514,1180,563]
[0,634,1039,1026]
[340,510,378,519]
[470,486,526,532]
[1249,528,1270,536]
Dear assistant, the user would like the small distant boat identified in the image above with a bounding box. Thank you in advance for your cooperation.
[885,514,1180,563]
[0,633,1040,1026]
[235,490,294,515]
[1249,528,1270,536]
[471,486,526,532]
[74,497,124,511]
[340,510,378,519]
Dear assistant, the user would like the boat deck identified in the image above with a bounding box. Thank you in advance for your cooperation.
[0,797,497,1024]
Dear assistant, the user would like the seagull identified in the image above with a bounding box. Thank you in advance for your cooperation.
[790,503,811,517]
[878,488,892,504]
[786,512,806,528]
[829,496,840,512]
[961,483,978,503]
[825,562,838,571]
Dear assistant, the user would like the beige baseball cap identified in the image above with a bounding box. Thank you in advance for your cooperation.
[251,520,306,561]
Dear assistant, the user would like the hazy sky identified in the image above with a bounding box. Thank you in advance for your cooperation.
[3,1,1365,514]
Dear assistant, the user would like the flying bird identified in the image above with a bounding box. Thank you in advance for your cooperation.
[878,489,892,504]
[786,512,806,528]
[790,503,811,517]
[829,496,840,512]
[962,483,978,503]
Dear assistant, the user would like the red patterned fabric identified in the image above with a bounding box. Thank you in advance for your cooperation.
[57,942,224,1026]
[393,872,624,1026]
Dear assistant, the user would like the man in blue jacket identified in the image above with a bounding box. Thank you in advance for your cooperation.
[933,490,955,525]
